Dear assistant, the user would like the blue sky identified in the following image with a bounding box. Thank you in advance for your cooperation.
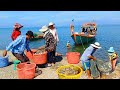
[0,11,120,27]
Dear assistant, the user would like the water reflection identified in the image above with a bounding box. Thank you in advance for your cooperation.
[70,38,96,54]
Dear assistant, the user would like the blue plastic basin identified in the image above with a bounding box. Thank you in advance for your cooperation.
[0,55,9,68]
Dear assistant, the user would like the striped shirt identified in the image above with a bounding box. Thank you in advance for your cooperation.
[6,35,30,54]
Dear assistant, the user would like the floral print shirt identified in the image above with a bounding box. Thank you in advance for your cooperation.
[44,31,57,52]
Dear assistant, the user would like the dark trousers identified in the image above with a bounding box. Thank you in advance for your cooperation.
[47,50,55,63]
[12,53,29,63]
[53,50,56,58]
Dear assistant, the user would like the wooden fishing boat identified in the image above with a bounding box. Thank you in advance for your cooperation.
[30,33,44,41]
[70,22,97,45]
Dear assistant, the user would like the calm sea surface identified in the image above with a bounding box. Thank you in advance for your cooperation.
[0,25,120,61]
[1,25,120,77]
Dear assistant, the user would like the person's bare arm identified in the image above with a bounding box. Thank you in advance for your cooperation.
[3,50,7,57]
[88,55,96,60]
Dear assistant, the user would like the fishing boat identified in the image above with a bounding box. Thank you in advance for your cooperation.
[30,33,44,41]
[70,22,97,45]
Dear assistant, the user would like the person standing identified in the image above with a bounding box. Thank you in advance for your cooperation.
[80,42,101,79]
[39,25,56,67]
[70,24,74,35]
[108,47,118,71]
[3,31,34,63]
[48,22,59,43]
[11,23,23,41]
[48,22,59,63]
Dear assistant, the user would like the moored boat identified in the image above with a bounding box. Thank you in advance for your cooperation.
[70,22,97,45]
[30,33,44,41]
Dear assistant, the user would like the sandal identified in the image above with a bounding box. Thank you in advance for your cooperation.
[45,63,52,67]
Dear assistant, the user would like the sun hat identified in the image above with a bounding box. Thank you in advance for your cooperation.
[108,47,115,52]
[14,23,19,28]
[14,23,19,26]
[91,42,101,49]
[39,25,49,33]
[48,22,55,26]
[14,23,23,29]
[108,47,115,55]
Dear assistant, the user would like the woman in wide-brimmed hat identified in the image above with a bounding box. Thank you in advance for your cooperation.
[40,25,56,67]
[48,22,59,66]
[108,47,118,71]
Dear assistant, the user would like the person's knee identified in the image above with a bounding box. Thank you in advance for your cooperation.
[19,56,29,63]
[13,53,25,62]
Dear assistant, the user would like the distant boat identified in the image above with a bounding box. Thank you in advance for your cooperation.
[30,33,44,41]
[70,22,97,45]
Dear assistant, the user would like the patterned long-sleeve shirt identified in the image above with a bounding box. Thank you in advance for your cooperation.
[44,31,57,52]
[49,28,59,42]
[6,35,30,54]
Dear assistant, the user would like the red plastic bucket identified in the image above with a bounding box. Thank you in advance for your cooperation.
[17,63,36,79]
[26,49,37,60]
[26,49,47,64]
[33,51,47,64]
[66,52,80,64]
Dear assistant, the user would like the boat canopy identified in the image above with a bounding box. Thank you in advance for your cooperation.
[82,22,96,28]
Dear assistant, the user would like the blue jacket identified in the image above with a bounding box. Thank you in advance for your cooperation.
[6,35,30,54]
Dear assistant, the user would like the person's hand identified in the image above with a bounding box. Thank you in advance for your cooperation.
[32,50,37,53]
[93,57,96,60]
[31,51,36,54]
[29,50,35,54]
[3,50,7,57]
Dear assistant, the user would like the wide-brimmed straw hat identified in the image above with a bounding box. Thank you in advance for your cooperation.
[91,42,101,49]
[39,25,49,33]
[48,22,55,26]
[108,47,115,55]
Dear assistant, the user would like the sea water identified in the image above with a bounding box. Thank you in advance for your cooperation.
[0,25,120,76]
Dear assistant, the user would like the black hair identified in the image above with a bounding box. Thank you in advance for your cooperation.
[82,27,85,32]
[26,30,34,37]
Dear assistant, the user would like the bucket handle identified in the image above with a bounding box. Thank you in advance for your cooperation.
[26,62,31,64]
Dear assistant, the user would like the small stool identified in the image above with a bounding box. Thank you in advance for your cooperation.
[13,60,21,70]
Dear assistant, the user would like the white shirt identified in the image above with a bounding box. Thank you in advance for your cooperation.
[49,28,59,42]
